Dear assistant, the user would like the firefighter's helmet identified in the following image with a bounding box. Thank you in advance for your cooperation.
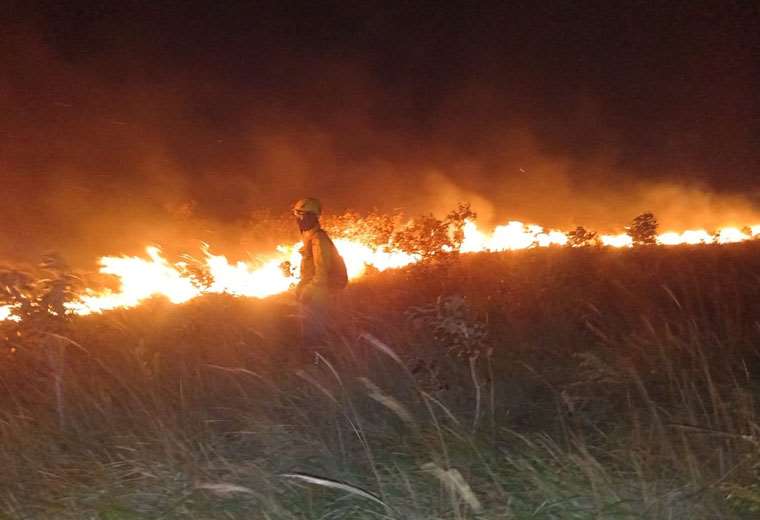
[293,197,322,216]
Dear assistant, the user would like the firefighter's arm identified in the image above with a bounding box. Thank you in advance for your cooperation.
[301,235,331,302]
[295,244,310,299]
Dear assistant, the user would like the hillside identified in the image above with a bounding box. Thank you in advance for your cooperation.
[2,244,760,518]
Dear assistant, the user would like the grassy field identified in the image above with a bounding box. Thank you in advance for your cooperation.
[2,243,760,519]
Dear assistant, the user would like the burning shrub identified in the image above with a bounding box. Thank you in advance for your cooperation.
[321,209,400,246]
[178,251,215,290]
[393,203,476,261]
[446,202,478,250]
[0,255,81,429]
[393,214,451,260]
[626,212,659,245]
[567,226,598,247]
[0,255,80,330]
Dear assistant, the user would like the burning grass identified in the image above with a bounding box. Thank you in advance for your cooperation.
[3,205,760,322]
[2,244,760,518]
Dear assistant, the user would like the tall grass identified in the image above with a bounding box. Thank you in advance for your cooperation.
[2,244,760,518]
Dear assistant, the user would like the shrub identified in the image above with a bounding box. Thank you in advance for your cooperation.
[626,212,659,245]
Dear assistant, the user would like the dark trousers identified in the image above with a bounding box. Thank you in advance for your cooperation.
[300,298,329,353]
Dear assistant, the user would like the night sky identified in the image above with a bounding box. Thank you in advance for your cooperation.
[2,1,759,264]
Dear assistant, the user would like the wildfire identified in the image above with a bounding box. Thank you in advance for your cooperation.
[0,304,19,322]
[59,238,422,317]
[656,230,713,245]
[460,220,567,252]
[600,233,634,248]
[3,218,760,321]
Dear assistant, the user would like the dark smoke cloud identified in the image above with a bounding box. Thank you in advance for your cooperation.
[1,2,759,266]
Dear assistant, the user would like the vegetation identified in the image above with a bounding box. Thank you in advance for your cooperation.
[567,226,598,247]
[2,241,760,518]
[627,212,659,245]
[322,203,476,261]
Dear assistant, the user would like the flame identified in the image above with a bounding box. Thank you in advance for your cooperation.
[600,234,633,248]
[0,305,20,322]
[59,239,421,316]
[64,246,202,315]
[333,239,419,277]
[3,217,760,321]
[716,227,751,244]
[204,245,299,298]
[656,229,713,245]
[460,220,566,252]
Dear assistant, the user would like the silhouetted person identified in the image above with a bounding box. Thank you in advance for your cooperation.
[292,198,347,362]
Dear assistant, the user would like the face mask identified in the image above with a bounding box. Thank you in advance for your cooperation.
[297,212,319,232]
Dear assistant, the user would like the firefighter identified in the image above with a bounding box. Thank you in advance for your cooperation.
[292,198,347,360]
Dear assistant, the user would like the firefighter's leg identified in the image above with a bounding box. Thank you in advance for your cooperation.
[301,299,328,362]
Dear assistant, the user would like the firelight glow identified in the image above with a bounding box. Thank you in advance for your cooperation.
[3,218,760,321]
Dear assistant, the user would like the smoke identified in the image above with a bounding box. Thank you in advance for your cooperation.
[631,184,760,232]
[1,6,758,268]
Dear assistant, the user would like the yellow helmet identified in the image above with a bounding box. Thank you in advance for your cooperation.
[292,197,322,216]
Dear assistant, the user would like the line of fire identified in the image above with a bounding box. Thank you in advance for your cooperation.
[2,209,760,322]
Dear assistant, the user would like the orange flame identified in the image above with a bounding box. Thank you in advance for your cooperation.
[64,246,202,315]
[3,217,760,321]
[657,230,713,245]
[716,227,751,244]
[60,239,421,316]
[460,220,567,252]
[600,234,633,248]
[0,304,20,322]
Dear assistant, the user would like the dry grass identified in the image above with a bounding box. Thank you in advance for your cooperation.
[2,243,760,518]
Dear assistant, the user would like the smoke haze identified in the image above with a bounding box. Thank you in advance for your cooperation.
[1,3,759,266]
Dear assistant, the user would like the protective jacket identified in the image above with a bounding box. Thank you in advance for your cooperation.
[297,227,346,303]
